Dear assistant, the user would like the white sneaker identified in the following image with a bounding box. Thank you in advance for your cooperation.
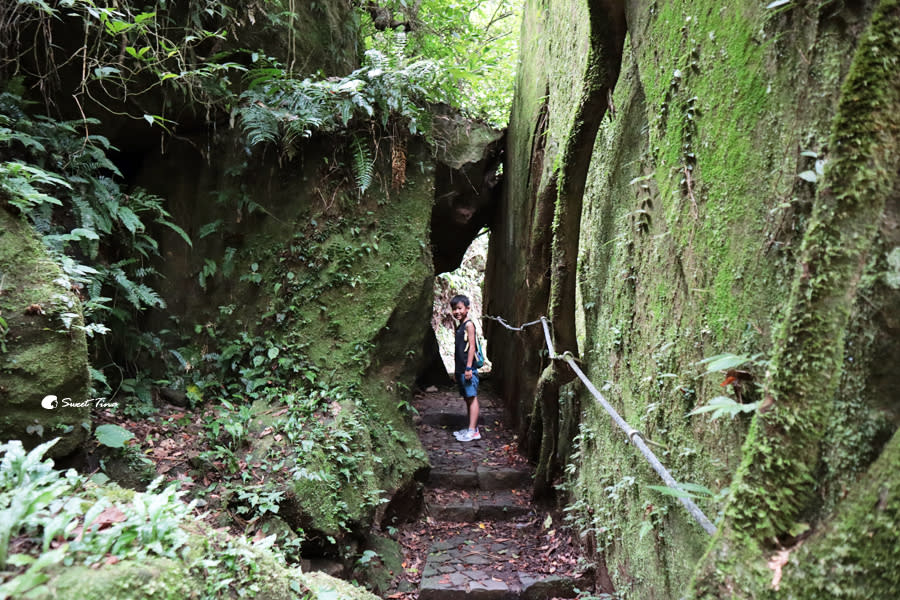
[453,428,468,438]
[457,429,481,442]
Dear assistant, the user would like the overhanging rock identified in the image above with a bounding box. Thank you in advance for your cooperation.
[430,109,504,274]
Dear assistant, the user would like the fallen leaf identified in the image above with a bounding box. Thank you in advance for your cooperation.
[252,529,269,543]
[89,506,127,530]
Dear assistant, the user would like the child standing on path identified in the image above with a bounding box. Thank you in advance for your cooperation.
[451,295,481,442]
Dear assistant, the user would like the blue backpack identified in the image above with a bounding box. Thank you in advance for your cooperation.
[466,320,485,369]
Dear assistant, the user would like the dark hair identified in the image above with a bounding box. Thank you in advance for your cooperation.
[450,294,470,307]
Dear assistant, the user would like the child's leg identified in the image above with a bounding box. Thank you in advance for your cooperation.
[455,372,481,440]
[466,395,479,431]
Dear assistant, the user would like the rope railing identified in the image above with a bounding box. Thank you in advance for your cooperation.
[484,314,717,535]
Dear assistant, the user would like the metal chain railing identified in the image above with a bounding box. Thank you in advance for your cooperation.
[484,314,717,535]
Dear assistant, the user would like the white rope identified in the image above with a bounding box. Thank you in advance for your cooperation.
[483,314,544,331]
[485,314,717,535]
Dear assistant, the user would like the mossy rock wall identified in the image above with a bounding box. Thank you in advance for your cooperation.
[486,0,900,597]
[0,208,90,457]
[484,0,603,439]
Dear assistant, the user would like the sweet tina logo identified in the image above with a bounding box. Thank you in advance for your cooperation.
[40,394,118,409]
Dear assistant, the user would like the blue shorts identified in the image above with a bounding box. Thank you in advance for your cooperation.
[456,370,479,398]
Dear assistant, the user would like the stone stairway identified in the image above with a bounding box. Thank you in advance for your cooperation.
[408,385,588,600]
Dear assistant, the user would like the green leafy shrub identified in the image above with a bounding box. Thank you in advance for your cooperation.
[236,33,448,166]
[361,0,523,125]
[0,439,195,597]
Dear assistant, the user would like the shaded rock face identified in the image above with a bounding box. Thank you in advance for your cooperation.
[485,0,900,598]
[416,326,451,387]
[0,208,90,457]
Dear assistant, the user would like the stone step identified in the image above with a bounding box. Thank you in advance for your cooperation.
[427,489,532,522]
[418,536,581,600]
[429,466,532,490]
[420,409,505,430]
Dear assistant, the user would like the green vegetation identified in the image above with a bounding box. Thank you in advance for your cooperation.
[167,155,433,548]
[0,0,519,386]
[360,0,522,126]
[0,439,189,596]
[0,437,355,599]
[2,0,898,598]
[1,92,190,368]
[0,0,517,417]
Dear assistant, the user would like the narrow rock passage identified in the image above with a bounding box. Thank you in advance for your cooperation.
[387,383,590,600]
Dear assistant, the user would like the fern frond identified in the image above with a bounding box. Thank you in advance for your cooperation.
[113,267,165,310]
[236,101,281,147]
[133,283,165,309]
[116,205,144,234]
[351,137,374,196]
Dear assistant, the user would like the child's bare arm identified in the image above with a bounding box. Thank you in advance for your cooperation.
[465,321,476,379]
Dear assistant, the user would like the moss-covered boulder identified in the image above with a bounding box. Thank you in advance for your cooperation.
[113,127,437,555]
[300,571,382,600]
[0,208,90,456]
[35,541,382,600]
[778,429,900,598]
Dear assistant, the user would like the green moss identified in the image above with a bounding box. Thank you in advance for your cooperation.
[35,529,346,600]
[0,208,90,457]
[39,559,198,600]
[641,2,778,345]
[780,430,900,598]
[691,1,900,596]
[573,37,729,597]
[183,139,437,541]
[496,0,898,598]
[722,0,900,543]
[299,571,381,600]
[269,155,436,372]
